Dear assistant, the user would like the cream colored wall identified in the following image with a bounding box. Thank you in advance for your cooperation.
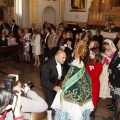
[43,7,55,24]
[0,0,4,5]
[64,0,93,22]
[38,0,60,27]
[30,0,38,27]
[0,0,94,27]
[60,0,65,22]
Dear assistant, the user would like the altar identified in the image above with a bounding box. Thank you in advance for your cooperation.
[90,30,118,39]
[87,0,120,34]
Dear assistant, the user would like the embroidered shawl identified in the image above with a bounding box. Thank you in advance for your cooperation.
[61,65,92,106]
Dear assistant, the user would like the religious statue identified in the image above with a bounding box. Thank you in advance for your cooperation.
[51,41,94,120]
[105,16,114,32]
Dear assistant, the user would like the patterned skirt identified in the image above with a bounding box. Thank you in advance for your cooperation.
[110,87,120,100]
[99,64,112,98]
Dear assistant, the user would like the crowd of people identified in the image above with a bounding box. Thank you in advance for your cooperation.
[40,22,120,120]
[1,20,120,120]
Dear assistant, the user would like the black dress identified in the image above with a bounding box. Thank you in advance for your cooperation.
[110,57,120,100]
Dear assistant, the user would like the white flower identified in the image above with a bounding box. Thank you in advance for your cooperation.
[117,64,120,68]
[89,65,94,71]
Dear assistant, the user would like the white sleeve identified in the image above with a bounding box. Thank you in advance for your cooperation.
[33,34,41,46]
[21,90,48,113]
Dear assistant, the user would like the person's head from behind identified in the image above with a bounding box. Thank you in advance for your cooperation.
[0,89,12,114]
[55,50,66,64]
[33,29,39,35]
[89,40,99,50]
[89,47,102,64]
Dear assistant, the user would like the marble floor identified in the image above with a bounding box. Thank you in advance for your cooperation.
[0,59,116,120]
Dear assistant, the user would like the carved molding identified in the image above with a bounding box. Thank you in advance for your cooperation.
[88,0,120,27]
[3,0,14,7]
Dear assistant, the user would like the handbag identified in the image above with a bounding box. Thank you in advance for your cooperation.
[55,108,70,120]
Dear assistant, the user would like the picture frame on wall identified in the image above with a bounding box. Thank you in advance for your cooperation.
[70,0,87,12]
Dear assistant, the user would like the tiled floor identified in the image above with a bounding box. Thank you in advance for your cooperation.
[0,59,116,120]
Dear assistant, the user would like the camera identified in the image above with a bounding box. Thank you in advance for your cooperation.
[21,81,34,90]
[4,74,18,92]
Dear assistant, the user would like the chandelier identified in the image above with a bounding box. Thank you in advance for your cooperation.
[3,0,14,7]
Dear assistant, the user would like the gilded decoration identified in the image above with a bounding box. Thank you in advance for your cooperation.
[61,65,92,106]
[73,40,87,59]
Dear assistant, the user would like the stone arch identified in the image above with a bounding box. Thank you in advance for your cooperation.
[42,5,56,25]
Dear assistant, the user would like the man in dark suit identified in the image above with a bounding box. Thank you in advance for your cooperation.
[41,50,66,120]
[42,27,51,61]
[11,19,19,37]
[93,29,104,52]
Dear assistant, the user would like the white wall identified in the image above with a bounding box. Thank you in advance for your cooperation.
[38,0,60,26]
[64,0,93,22]
[43,7,55,24]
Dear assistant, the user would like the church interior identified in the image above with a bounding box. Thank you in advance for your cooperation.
[0,0,120,120]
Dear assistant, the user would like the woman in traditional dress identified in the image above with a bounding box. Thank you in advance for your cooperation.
[86,47,102,120]
[51,41,94,120]
[99,39,116,99]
